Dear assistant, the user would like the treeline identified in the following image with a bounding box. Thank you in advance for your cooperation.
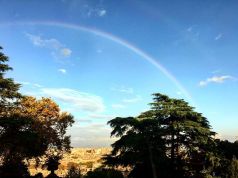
[0,46,238,178]
[103,94,238,178]
[0,46,75,178]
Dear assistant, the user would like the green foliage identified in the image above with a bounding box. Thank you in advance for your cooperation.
[0,114,47,162]
[226,157,238,178]
[0,161,30,178]
[211,140,238,177]
[105,93,217,178]
[104,114,169,178]
[43,156,61,172]
[65,166,82,178]
[216,140,238,159]
[15,96,75,158]
[151,93,216,177]
[0,46,21,114]
[0,46,39,177]
[85,168,124,178]
[0,46,75,177]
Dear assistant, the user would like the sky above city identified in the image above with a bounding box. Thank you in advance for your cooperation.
[0,0,238,147]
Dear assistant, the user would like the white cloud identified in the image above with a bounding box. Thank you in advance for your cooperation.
[26,33,61,49]
[70,124,115,147]
[33,83,43,88]
[58,68,67,74]
[17,81,43,88]
[60,48,72,57]
[20,85,105,113]
[77,118,92,123]
[88,114,115,120]
[18,81,30,85]
[76,3,107,18]
[41,88,105,112]
[212,69,221,74]
[26,33,72,58]
[112,104,125,109]
[199,75,235,86]
[111,86,134,94]
[122,95,141,103]
[215,33,223,41]
[98,9,106,17]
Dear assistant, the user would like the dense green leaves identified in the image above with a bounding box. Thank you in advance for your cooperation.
[104,110,168,177]
[216,140,238,159]
[0,46,74,177]
[0,113,48,178]
[151,93,216,177]
[15,96,75,157]
[0,46,21,114]
[105,93,217,178]
[0,114,47,161]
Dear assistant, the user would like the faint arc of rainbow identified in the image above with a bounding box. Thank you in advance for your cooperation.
[5,21,194,103]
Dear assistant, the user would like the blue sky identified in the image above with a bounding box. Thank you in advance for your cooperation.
[0,0,238,147]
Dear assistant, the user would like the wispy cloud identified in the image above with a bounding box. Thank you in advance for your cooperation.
[98,9,106,17]
[76,3,107,18]
[20,83,105,113]
[41,88,105,112]
[18,81,42,88]
[56,48,71,58]
[26,33,61,48]
[60,48,72,57]
[112,104,125,109]
[111,86,134,94]
[86,7,107,18]
[212,69,221,74]
[88,114,114,120]
[122,95,141,103]
[77,118,92,123]
[185,25,200,41]
[17,81,30,85]
[70,124,114,147]
[215,33,223,41]
[58,68,67,74]
[199,75,235,86]
[26,33,72,58]
[33,83,43,88]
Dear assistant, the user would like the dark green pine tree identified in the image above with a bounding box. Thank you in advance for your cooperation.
[0,46,21,115]
[151,93,216,177]
[104,93,217,178]
[104,112,170,178]
[0,46,37,178]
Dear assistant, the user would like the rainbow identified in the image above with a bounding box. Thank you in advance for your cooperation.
[1,21,194,104]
